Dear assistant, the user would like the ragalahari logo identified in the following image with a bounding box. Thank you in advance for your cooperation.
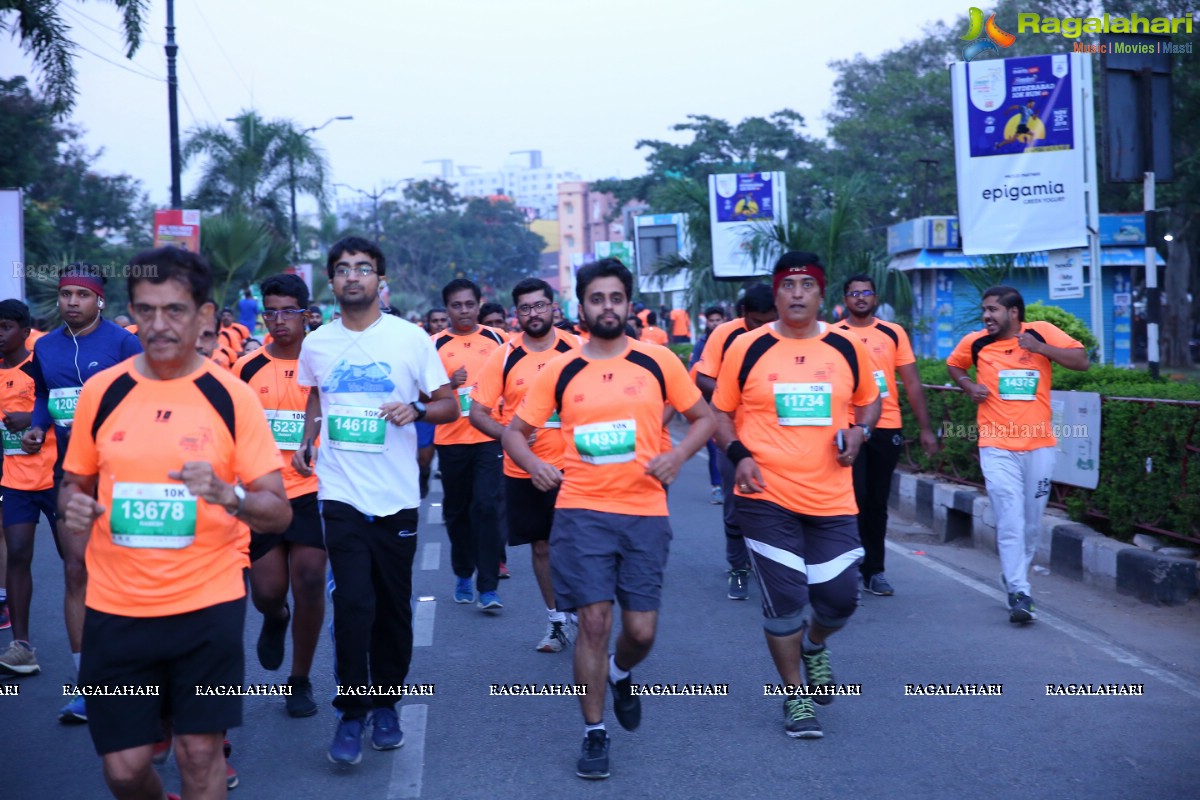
[961,7,1015,61]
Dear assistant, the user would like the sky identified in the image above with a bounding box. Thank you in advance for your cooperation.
[2,0,972,209]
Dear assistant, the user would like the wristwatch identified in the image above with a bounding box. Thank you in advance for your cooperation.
[226,484,246,516]
[853,424,873,441]
[411,401,427,422]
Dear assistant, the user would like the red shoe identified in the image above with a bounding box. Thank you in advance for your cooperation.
[0,604,10,630]
[224,739,238,789]
[167,794,182,800]
[498,563,511,580]
[151,733,173,765]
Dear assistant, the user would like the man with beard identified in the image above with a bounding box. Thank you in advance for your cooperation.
[469,278,580,652]
[836,275,939,597]
[713,252,880,740]
[306,305,324,333]
[293,236,457,765]
[14,265,141,721]
[947,286,1087,624]
[431,279,506,610]
[503,258,713,780]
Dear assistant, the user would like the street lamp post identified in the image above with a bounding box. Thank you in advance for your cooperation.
[334,182,403,239]
[290,115,353,260]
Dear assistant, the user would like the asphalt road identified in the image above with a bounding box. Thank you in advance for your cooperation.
[4,445,1199,800]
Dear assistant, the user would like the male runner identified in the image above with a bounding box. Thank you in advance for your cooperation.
[837,274,939,596]
[431,279,506,609]
[469,278,579,651]
[503,258,714,780]
[693,284,777,600]
[20,264,142,722]
[294,236,457,765]
[713,252,880,739]
[668,306,691,344]
[233,274,326,717]
[947,285,1087,623]
[306,306,324,333]
[479,302,510,341]
[641,311,669,346]
[219,307,251,355]
[60,246,291,800]
[690,306,729,504]
[415,308,450,498]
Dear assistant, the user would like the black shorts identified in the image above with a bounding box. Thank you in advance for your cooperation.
[250,492,323,562]
[1,486,57,528]
[550,508,672,613]
[79,596,246,756]
[505,476,558,546]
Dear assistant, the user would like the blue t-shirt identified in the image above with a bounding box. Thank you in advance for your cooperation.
[237,297,259,331]
[30,320,143,435]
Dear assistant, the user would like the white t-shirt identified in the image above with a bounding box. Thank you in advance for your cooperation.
[297,314,449,516]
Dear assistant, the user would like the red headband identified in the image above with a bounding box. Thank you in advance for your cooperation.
[60,274,105,298]
[772,265,825,295]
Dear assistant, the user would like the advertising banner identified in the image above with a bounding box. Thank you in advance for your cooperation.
[1050,390,1101,489]
[1046,248,1085,299]
[153,209,201,251]
[951,54,1088,255]
[708,172,787,278]
[594,241,634,269]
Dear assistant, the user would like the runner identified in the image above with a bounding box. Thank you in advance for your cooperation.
[641,311,669,346]
[692,284,777,600]
[293,236,457,765]
[0,299,58,678]
[503,258,714,780]
[836,274,939,596]
[219,308,250,356]
[469,278,580,652]
[305,305,324,333]
[431,279,506,610]
[59,245,291,799]
[690,306,729,505]
[233,274,326,717]
[20,264,141,722]
[479,302,510,341]
[946,285,1088,623]
[712,252,880,739]
[416,307,450,497]
[668,306,691,344]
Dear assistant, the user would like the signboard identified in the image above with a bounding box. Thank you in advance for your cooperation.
[594,241,634,269]
[1111,270,1133,368]
[1098,213,1144,246]
[153,209,201,251]
[934,270,956,359]
[926,217,959,249]
[951,54,1088,255]
[1046,248,1085,299]
[634,214,689,294]
[285,263,313,296]
[0,189,23,302]
[708,172,788,278]
[1050,390,1100,489]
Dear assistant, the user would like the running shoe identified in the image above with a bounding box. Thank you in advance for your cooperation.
[328,717,365,765]
[709,486,724,505]
[151,727,173,765]
[0,604,10,630]
[478,591,503,611]
[609,665,641,731]
[498,562,511,579]
[1009,592,1036,624]
[864,573,895,596]
[537,620,572,653]
[453,577,473,604]
[800,631,836,706]
[223,739,238,789]
[576,729,611,780]
[370,707,405,750]
[286,675,317,718]
[59,692,87,723]
[727,569,750,601]
[256,604,290,671]
[783,696,823,738]
[0,640,38,676]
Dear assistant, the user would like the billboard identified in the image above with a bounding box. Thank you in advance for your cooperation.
[0,190,23,302]
[951,54,1089,255]
[708,172,787,278]
[634,214,689,295]
[153,209,201,251]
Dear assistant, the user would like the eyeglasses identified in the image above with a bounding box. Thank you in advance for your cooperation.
[333,266,376,278]
[262,309,306,321]
[847,290,876,298]
[516,301,551,316]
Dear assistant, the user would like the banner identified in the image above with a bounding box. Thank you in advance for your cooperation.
[286,263,313,296]
[1046,249,1085,300]
[951,54,1088,255]
[0,190,23,302]
[153,209,201,251]
[594,241,634,269]
[708,172,787,278]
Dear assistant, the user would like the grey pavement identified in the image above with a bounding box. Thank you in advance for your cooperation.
[3,444,1199,800]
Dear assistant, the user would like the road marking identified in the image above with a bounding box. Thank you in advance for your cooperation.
[413,599,436,647]
[420,542,440,570]
[387,704,427,798]
[887,541,1200,700]
[425,502,443,526]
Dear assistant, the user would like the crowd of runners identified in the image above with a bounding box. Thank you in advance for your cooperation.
[0,235,1086,796]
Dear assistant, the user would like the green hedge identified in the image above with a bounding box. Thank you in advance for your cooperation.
[899,358,1200,541]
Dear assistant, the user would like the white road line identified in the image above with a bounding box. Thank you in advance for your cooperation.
[887,541,1200,700]
[387,704,427,799]
[420,542,440,571]
[413,599,436,647]
[425,502,443,526]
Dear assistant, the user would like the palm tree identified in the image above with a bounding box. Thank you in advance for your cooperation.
[201,210,292,308]
[1,0,147,116]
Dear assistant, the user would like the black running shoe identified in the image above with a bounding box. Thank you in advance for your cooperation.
[1009,592,1036,624]
[286,676,317,718]
[608,666,641,731]
[576,730,610,780]
[783,696,823,739]
[257,604,289,671]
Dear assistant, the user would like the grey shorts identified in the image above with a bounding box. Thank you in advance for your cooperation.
[549,508,672,613]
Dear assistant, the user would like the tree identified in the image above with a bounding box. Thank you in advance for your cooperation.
[201,210,291,308]
[0,0,147,116]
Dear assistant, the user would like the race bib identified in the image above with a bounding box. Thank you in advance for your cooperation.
[574,419,636,465]
[774,383,833,426]
[457,386,472,417]
[0,422,24,456]
[328,404,386,453]
[544,409,562,430]
[998,369,1039,401]
[49,386,82,427]
[110,482,197,549]
[873,369,890,399]
[264,409,305,450]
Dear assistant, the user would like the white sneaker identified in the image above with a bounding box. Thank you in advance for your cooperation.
[537,619,573,653]
[0,640,40,676]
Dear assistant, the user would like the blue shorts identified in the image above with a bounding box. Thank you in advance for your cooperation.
[2,486,58,529]
[416,420,435,449]
[550,508,672,613]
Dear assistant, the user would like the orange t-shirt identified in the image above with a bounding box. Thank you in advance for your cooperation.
[947,321,1082,451]
[636,309,651,326]
[517,338,702,517]
[834,319,916,429]
[0,355,57,491]
[126,324,139,336]
[694,318,749,380]
[212,346,237,371]
[233,348,319,499]
[219,325,246,354]
[714,322,878,516]
[642,325,669,346]
[432,325,505,446]
[63,358,283,617]
[471,328,580,478]
[23,329,44,351]
[669,308,690,338]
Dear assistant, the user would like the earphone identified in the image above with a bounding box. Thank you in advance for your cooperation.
[97,299,105,310]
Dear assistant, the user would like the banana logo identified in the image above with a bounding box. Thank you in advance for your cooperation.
[961,6,985,40]
[960,7,1014,61]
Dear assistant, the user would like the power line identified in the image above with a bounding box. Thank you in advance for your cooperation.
[179,54,219,123]
[61,4,166,47]
[74,43,163,82]
[188,0,253,100]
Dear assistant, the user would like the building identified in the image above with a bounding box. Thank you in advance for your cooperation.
[556,182,645,308]
[426,152,580,221]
